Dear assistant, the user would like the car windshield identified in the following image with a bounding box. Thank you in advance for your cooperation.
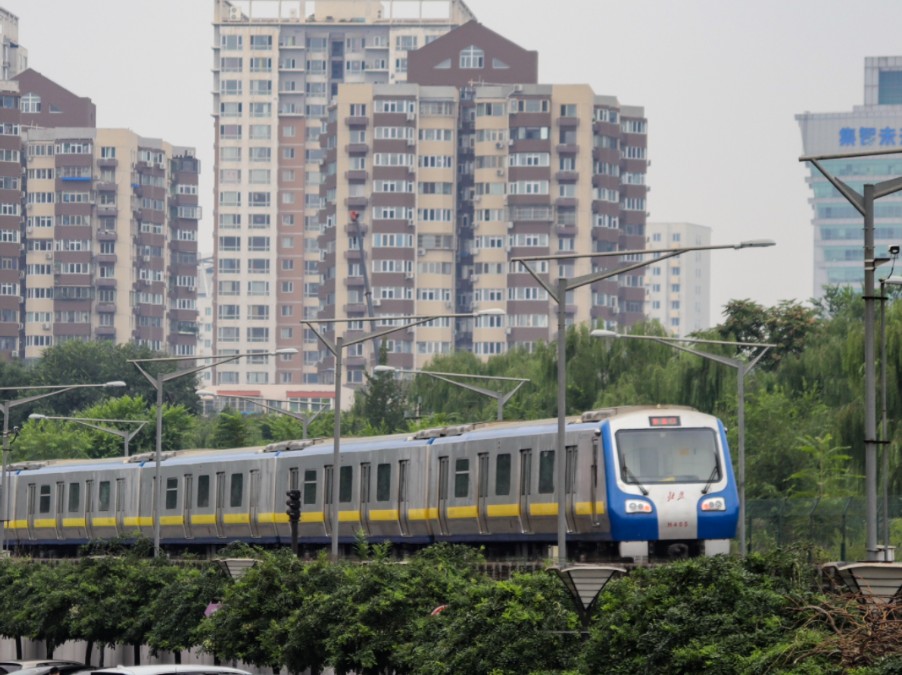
[615,427,720,484]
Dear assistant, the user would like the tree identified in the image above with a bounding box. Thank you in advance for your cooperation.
[352,344,408,434]
[211,408,258,449]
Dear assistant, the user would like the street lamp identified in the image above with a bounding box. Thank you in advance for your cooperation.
[0,380,126,552]
[196,391,326,440]
[28,414,147,457]
[372,366,528,421]
[130,349,297,557]
[591,330,775,556]
[303,311,502,560]
[801,149,902,561]
[516,239,775,565]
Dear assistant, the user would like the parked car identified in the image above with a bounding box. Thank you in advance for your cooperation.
[92,668,249,675]
[14,665,94,675]
[0,663,85,675]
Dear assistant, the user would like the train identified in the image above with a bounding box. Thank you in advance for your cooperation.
[3,405,739,560]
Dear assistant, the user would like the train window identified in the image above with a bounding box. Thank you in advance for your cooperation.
[454,458,469,498]
[165,478,178,510]
[538,450,555,494]
[197,475,210,508]
[230,473,243,508]
[495,453,511,496]
[38,485,51,514]
[339,466,353,503]
[376,463,391,502]
[67,483,80,513]
[303,470,317,504]
[99,481,111,512]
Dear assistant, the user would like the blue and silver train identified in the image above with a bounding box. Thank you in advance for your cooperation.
[4,405,738,560]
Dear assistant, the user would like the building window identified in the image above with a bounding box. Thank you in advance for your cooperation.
[460,45,484,69]
[21,93,40,113]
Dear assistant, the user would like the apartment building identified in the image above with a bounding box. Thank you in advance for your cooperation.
[644,222,711,335]
[210,0,475,392]
[0,68,200,361]
[0,7,26,80]
[314,21,648,384]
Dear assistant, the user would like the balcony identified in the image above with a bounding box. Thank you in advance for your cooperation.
[345,116,369,127]
[345,142,369,155]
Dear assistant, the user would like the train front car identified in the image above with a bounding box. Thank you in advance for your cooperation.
[600,407,739,561]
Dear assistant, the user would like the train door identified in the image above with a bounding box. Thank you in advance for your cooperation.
[54,482,64,539]
[25,483,35,540]
[477,453,489,534]
[114,478,125,536]
[519,449,532,533]
[398,460,410,536]
[437,456,450,535]
[359,463,371,535]
[214,472,226,538]
[85,479,95,539]
[323,465,334,537]
[590,438,600,525]
[184,474,194,540]
[249,470,260,538]
[565,445,578,532]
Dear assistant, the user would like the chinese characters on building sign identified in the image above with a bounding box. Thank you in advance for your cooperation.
[839,127,901,146]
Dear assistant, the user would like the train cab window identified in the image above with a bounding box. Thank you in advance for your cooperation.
[303,470,317,505]
[38,485,51,514]
[165,478,178,510]
[230,473,243,508]
[98,481,111,511]
[495,453,511,496]
[538,450,555,494]
[376,463,391,502]
[67,483,80,513]
[339,466,353,503]
[197,475,210,508]
[454,458,470,498]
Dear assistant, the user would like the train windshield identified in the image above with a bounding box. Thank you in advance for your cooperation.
[614,428,720,485]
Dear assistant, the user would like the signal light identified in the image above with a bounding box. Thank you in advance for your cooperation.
[286,489,301,522]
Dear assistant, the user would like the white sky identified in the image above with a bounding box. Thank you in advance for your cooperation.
[7,0,902,325]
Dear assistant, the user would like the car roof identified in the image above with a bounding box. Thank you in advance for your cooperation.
[0,662,83,673]
[92,668,250,675]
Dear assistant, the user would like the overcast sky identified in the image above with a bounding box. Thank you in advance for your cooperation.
[6,0,902,325]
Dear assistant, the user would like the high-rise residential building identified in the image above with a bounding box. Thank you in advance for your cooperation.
[0,68,200,362]
[644,222,711,336]
[210,0,476,394]
[313,21,648,384]
[0,7,26,80]
[797,56,902,297]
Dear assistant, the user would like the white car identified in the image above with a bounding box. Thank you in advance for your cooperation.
[92,667,250,675]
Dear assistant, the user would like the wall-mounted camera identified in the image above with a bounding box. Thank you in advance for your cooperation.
[891,245,900,255]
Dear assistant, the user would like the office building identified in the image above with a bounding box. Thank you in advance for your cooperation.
[314,20,648,384]
[797,56,902,297]
[210,0,476,393]
[644,222,711,335]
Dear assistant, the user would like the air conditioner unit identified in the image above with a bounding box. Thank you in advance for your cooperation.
[496,169,505,177]
[45,252,53,260]
[505,327,512,336]
[373,299,382,306]
[407,138,416,146]
[407,218,415,227]
[473,195,481,203]
[25,225,32,232]
[470,275,479,284]
[508,139,515,146]
[406,112,415,122]
[495,142,504,149]
[404,272,414,280]
[17,323,23,330]
[417,248,426,256]
[228,5,242,20]
[41,323,50,331]
[513,84,524,93]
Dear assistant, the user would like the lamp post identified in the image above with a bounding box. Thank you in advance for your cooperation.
[0,380,126,552]
[591,330,774,556]
[303,311,501,560]
[197,392,326,440]
[372,366,528,421]
[516,239,775,565]
[130,349,297,557]
[28,414,147,457]
[801,149,902,561]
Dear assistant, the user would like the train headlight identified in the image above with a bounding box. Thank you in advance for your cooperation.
[700,497,726,512]
[625,499,653,514]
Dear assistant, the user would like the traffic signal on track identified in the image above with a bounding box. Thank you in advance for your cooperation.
[286,489,301,522]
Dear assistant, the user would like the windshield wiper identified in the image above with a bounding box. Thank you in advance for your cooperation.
[622,464,649,495]
[701,464,720,494]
